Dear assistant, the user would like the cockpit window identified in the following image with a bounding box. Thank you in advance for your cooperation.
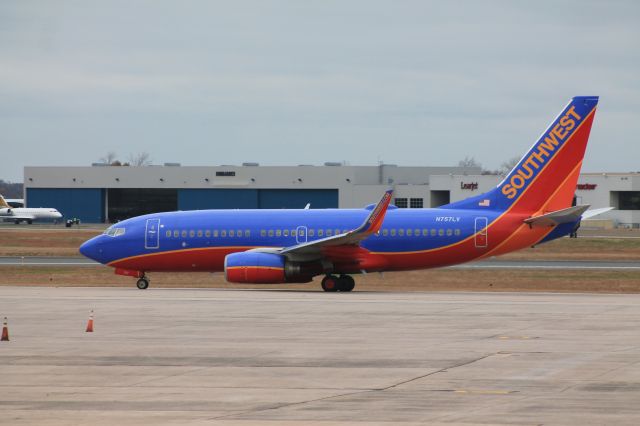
[104,227,126,237]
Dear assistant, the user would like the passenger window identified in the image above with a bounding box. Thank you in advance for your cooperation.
[326,229,332,236]
[446,229,453,236]
[173,230,179,238]
[189,230,195,238]
[438,229,444,236]
[390,229,396,236]
[213,230,219,237]
[181,230,187,238]
[245,230,251,237]
[382,229,388,236]
[335,229,341,235]
[415,229,420,236]
[197,230,203,237]
[276,230,282,237]
[422,229,428,236]
[229,230,235,237]
[407,229,413,236]
[283,229,289,237]
[260,230,266,237]
[166,230,171,238]
[237,230,243,237]
[292,229,297,236]
[268,230,274,237]
[454,229,461,236]
[318,229,324,237]
[205,230,211,237]
[430,229,437,236]
[221,230,227,237]
[398,229,405,236]
[308,229,314,237]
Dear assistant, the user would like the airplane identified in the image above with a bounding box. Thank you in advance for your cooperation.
[81,96,603,291]
[0,195,63,224]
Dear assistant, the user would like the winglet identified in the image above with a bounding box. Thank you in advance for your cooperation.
[355,189,393,234]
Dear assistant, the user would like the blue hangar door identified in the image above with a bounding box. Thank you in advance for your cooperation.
[258,189,338,209]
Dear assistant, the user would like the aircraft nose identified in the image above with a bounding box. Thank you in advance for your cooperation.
[79,236,103,262]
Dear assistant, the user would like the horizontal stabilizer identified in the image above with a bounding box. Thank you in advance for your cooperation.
[582,207,614,220]
[524,205,590,228]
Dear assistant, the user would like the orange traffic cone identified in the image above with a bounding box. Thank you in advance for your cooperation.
[1,317,9,341]
[85,310,94,333]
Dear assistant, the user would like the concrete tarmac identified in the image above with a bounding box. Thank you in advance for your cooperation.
[1,287,640,425]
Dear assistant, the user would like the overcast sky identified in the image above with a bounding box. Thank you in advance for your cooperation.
[1,1,639,182]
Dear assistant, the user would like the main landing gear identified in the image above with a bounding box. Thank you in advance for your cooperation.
[136,275,150,290]
[321,275,355,292]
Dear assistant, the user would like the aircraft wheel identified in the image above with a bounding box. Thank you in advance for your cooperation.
[27,219,33,225]
[136,277,149,290]
[14,219,20,225]
[338,275,355,292]
[321,275,339,292]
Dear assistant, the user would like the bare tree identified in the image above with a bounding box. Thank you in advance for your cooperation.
[99,151,118,165]
[458,156,482,169]
[128,152,152,166]
[498,156,521,175]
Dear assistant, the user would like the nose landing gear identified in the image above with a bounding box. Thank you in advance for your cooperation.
[136,275,149,290]
[321,274,355,292]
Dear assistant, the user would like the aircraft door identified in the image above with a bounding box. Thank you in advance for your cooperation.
[296,226,307,244]
[145,218,160,249]
[474,217,488,248]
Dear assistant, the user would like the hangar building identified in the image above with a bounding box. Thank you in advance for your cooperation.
[23,164,640,227]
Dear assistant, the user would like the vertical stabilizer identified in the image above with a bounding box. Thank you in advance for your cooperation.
[443,96,598,214]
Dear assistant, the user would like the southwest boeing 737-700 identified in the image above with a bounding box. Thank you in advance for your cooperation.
[80,96,603,291]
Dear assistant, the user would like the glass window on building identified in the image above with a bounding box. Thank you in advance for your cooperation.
[618,191,640,210]
[410,198,423,208]
[394,198,408,208]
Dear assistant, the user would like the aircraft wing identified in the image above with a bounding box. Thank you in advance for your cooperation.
[524,205,590,228]
[260,189,393,260]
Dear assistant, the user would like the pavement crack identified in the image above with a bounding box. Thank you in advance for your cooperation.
[378,352,495,391]
[206,353,496,421]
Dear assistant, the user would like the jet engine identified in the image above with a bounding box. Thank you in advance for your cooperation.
[224,252,325,284]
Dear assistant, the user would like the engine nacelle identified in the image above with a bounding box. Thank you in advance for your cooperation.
[224,252,323,284]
